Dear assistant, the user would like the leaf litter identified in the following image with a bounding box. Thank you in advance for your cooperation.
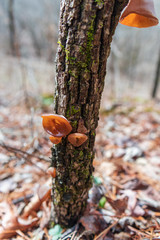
[0,94,160,239]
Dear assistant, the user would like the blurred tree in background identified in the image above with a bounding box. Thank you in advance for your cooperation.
[0,0,159,99]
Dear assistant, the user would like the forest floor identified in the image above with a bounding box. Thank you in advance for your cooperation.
[0,87,160,239]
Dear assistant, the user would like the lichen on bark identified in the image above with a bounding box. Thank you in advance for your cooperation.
[52,0,128,227]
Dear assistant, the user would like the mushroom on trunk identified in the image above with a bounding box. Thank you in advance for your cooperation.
[119,0,159,28]
[68,133,88,147]
[49,136,62,144]
[42,114,72,137]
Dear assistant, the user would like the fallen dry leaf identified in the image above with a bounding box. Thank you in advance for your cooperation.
[0,201,38,239]
[106,196,128,215]
[22,184,51,218]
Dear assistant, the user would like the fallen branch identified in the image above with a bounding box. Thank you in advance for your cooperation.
[0,142,49,162]
[0,142,49,173]
[94,221,118,240]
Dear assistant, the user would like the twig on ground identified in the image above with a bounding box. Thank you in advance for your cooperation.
[0,142,49,173]
[128,226,150,238]
[77,230,93,240]
[16,230,31,240]
[94,220,118,240]
[0,142,50,162]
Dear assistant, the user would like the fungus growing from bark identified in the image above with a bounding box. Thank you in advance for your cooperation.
[68,133,88,147]
[77,118,88,134]
[47,167,56,178]
[41,114,72,137]
[49,136,62,144]
[119,0,159,28]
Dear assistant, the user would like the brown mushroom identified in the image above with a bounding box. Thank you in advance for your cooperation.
[68,133,88,147]
[47,167,56,178]
[119,0,159,28]
[77,118,88,134]
[49,136,62,144]
[41,114,72,137]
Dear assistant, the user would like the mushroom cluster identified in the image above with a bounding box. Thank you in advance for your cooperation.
[42,114,88,179]
[42,114,88,147]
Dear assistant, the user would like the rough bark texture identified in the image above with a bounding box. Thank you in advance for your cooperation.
[52,0,128,227]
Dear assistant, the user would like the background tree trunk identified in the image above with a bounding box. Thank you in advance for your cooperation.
[8,0,16,56]
[152,50,160,98]
[52,0,128,227]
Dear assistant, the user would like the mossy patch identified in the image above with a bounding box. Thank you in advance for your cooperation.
[79,150,84,159]
[71,120,78,129]
[66,105,81,118]
[86,14,96,66]
[88,152,92,159]
[58,13,96,75]
[95,0,104,6]
[91,131,96,136]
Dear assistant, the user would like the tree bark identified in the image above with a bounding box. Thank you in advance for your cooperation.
[52,0,128,227]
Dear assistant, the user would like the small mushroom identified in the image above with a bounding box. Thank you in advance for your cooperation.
[68,133,88,147]
[49,136,62,144]
[119,0,159,28]
[77,118,88,134]
[41,114,72,137]
[47,167,56,178]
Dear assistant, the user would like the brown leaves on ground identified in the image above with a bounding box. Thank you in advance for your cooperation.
[80,205,108,235]
[0,184,51,239]
[0,93,53,238]
[0,201,38,239]
[1,96,160,239]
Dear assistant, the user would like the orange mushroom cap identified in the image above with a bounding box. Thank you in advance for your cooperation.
[119,0,159,28]
[47,167,56,178]
[41,114,72,137]
[49,136,62,144]
[68,133,88,147]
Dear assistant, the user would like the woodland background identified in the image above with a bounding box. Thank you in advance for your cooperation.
[0,0,160,239]
[0,0,160,101]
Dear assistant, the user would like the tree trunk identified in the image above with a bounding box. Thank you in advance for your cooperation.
[8,0,16,56]
[52,0,128,227]
[152,50,160,98]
